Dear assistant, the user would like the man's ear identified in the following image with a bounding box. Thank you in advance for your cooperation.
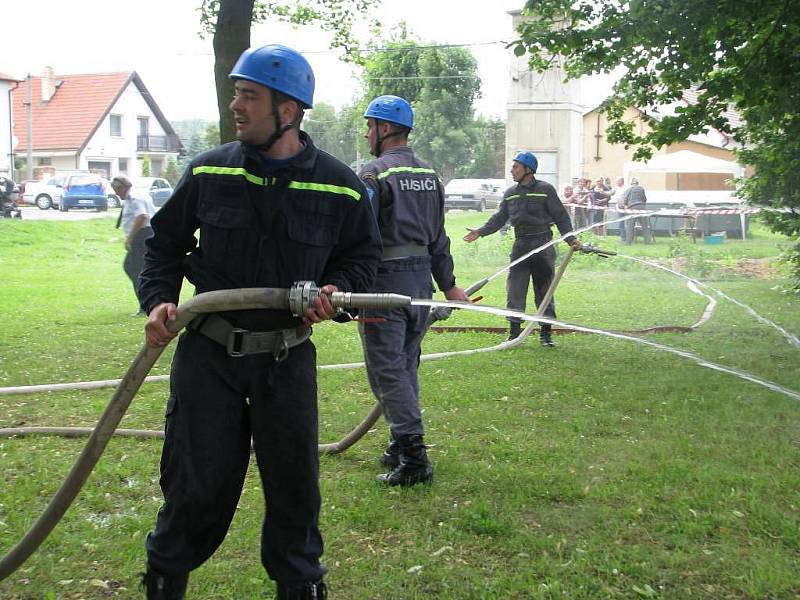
[279,99,302,127]
[378,121,393,137]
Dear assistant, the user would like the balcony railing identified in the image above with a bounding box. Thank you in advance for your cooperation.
[137,134,181,152]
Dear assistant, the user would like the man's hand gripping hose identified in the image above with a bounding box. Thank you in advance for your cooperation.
[0,283,411,582]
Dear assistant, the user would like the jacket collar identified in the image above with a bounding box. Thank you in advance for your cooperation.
[241,130,318,172]
[379,145,412,157]
[516,176,537,190]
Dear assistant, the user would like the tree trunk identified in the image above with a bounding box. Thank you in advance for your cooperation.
[213,0,255,144]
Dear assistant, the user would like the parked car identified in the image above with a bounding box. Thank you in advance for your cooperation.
[131,177,173,207]
[17,180,40,203]
[59,174,108,212]
[25,174,66,210]
[489,179,508,195]
[443,178,502,212]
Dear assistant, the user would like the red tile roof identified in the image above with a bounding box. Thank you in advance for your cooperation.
[12,72,133,151]
[681,88,743,130]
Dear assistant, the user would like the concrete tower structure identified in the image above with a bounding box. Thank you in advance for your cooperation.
[506,9,583,189]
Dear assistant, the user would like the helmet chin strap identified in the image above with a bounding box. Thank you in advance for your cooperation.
[374,122,405,156]
[253,94,297,154]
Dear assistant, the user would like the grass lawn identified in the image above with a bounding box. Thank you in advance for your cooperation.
[0,213,798,599]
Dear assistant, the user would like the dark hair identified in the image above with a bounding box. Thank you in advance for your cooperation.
[111,175,132,189]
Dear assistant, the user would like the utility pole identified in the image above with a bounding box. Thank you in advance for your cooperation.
[26,74,32,180]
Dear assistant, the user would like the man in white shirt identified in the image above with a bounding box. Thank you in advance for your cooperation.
[112,175,156,313]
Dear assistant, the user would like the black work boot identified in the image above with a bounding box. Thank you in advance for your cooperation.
[377,434,434,487]
[539,323,556,348]
[141,567,188,600]
[507,321,522,341]
[276,578,327,599]
[379,437,400,468]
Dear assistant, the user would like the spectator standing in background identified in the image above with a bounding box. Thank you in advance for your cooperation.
[618,177,653,244]
[113,175,155,314]
[611,176,628,240]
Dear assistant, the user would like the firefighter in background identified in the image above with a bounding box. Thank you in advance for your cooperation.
[358,95,468,487]
[464,152,581,347]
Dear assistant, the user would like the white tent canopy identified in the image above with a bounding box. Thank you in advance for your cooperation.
[624,150,744,181]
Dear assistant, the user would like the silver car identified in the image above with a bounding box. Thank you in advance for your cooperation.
[131,177,174,207]
[444,179,502,212]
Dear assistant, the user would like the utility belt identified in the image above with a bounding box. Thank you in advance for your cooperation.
[514,224,552,238]
[382,243,429,261]
[188,313,311,361]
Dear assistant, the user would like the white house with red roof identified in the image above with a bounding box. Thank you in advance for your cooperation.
[10,67,182,180]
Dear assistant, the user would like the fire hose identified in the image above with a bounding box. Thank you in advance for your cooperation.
[0,283,413,582]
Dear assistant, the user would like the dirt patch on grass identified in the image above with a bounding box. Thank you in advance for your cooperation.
[712,257,781,279]
[669,256,780,279]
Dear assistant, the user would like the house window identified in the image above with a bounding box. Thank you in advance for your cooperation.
[110,115,122,137]
[138,117,150,137]
[151,159,163,176]
[37,157,52,166]
[119,159,128,174]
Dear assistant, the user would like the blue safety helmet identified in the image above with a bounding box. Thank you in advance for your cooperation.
[364,95,414,129]
[513,151,538,173]
[229,44,315,108]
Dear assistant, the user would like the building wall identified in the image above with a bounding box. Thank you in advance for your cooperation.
[81,83,175,177]
[581,107,737,191]
[0,80,14,174]
[507,10,583,190]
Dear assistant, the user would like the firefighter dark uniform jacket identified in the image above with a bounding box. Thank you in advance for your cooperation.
[138,131,382,331]
[477,177,577,245]
[359,146,456,292]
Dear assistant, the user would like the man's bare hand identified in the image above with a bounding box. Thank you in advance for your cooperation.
[463,228,480,243]
[145,302,179,347]
[303,284,339,324]
[444,285,469,303]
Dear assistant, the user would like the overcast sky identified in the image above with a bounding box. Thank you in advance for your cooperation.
[3,0,608,122]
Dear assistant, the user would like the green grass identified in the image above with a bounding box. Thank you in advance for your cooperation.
[0,215,799,599]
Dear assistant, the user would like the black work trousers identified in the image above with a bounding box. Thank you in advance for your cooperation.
[145,330,325,584]
[506,234,557,325]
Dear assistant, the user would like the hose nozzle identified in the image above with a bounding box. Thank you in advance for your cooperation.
[288,281,411,316]
[579,243,617,258]
[331,292,412,311]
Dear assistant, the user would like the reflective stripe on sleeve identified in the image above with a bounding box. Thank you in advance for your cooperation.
[192,165,361,201]
[506,192,549,201]
[192,165,265,185]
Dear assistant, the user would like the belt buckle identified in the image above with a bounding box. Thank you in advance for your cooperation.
[226,328,248,357]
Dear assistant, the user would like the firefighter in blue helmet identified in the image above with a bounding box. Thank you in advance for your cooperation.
[138,44,381,599]
[464,152,581,346]
[358,95,469,487]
